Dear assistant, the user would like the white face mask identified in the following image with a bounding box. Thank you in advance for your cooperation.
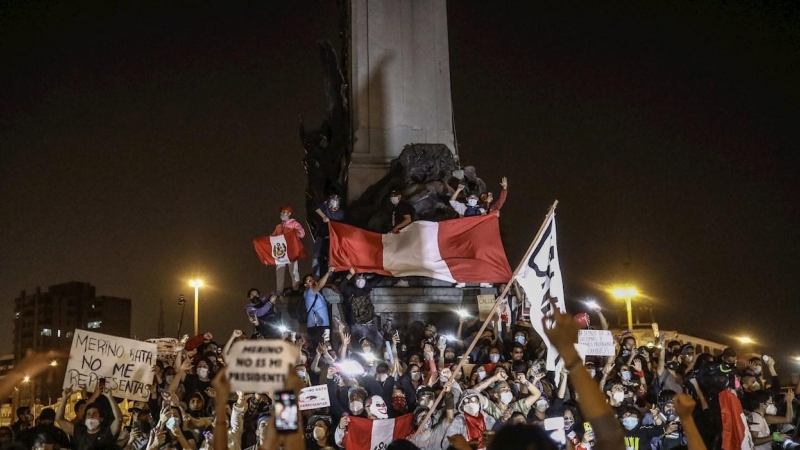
[313,426,326,440]
[765,404,777,415]
[464,403,480,417]
[588,369,596,378]
[355,278,366,288]
[280,213,290,222]
[329,200,339,209]
[621,371,631,381]
[85,418,100,430]
[390,197,400,205]
[477,371,487,381]
[535,400,548,412]
[500,392,514,404]
[489,354,500,363]
[467,198,478,207]
[515,336,526,345]
[196,368,209,379]
[411,372,421,381]
[377,373,388,383]
[612,392,625,403]
[297,371,306,379]
[350,401,364,414]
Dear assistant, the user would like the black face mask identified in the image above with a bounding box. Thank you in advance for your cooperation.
[666,362,680,371]
[250,295,264,306]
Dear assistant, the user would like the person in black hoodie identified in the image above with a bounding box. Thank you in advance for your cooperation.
[338,268,384,347]
[621,405,666,450]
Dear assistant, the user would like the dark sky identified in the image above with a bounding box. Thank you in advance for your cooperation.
[2,2,798,369]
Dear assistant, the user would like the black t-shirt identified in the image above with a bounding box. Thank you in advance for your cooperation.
[391,201,414,228]
[183,374,211,404]
[72,424,116,450]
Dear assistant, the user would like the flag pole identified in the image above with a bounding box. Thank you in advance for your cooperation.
[410,200,558,439]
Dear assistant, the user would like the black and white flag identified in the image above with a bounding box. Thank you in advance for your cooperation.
[515,212,567,384]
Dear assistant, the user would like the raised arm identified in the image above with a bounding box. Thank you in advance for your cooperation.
[223,330,243,357]
[211,369,230,450]
[56,386,75,435]
[311,267,334,294]
[339,333,351,362]
[519,373,544,408]
[674,394,707,450]
[475,372,505,394]
[170,358,192,395]
[105,390,123,436]
[541,300,624,448]
[450,184,465,202]
[656,334,667,376]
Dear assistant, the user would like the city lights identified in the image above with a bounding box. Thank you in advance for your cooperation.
[610,285,639,331]
[736,336,754,344]
[189,279,203,336]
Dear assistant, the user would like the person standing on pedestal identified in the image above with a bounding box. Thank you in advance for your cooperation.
[339,268,384,348]
[272,206,305,292]
[313,194,345,279]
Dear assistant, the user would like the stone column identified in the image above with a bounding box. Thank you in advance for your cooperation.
[348,0,456,201]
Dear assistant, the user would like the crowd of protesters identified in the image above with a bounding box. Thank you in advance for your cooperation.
[2,179,799,450]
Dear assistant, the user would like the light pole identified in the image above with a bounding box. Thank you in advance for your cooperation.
[611,286,639,331]
[189,280,203,336]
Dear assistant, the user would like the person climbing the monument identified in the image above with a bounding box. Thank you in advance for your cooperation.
[303,266,335,347]
[313,194,345,278]
[271,205,305,292]
[339,268,384,348]
[387,190,413,234]
[481,177,508,214]
[244,288,283,339]
[450,176,508,217]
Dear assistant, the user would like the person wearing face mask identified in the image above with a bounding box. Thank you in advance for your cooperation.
[271,205,306,292]
[56,386,122,450]
[304,415,333,450]
[445,390,496,450]
[655,334,685,396]
[244,288,283,339]
[745,389,794,450]
[173,357,214,406]
[387,190,414,234]
[620,406,664,450]
[399,364,424,410]
[604,382,627,417]
[313,194,345,278]
[449,183,485,217]
[338,268,384,348]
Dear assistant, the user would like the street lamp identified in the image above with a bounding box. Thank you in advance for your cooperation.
[611,286,639,331]
[189,279,203,336]
[736,336,755,345]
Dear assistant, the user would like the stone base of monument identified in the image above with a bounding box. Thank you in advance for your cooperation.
[324,277,497,337]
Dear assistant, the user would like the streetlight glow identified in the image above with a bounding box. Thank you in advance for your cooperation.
[611,287,639,299]
[609,285,639,331]
[50,360,58,367]
[23,376,30,383]
[189,279,203,336]
[736,336,754,344]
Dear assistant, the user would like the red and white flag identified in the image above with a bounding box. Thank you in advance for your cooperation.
[329,215,512,283]
[344,414,413,450]
[253,232,307,265]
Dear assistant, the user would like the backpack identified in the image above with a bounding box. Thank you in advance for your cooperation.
[350,294,375,324]
[292,293,320,323]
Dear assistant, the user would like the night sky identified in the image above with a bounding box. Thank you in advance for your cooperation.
[2,2,798,370]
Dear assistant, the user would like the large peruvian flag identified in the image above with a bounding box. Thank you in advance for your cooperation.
[329,214,512,283]
[345,414,413,450]
[253,232,307,265]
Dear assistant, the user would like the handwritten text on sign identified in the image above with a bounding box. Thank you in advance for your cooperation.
[226,340,299,393]
[477,294,496,320]
[299,385,331,411]
[577,330,616,356]
[63,330,156,401]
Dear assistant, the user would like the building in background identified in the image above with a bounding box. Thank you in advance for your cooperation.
[8,282,132,418]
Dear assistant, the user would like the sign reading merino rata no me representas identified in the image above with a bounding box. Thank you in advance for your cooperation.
[299,384,331,411]
[226,340,299,393]
[63,330,157,401]
[577,330,616,356]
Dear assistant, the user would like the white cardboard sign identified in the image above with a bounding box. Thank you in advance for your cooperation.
[226,340,298,393]
[578,330,616,356]
[299,384,331,411]
[63,330,156,401]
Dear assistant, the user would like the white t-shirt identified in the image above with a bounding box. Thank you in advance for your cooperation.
[748,411,771,450]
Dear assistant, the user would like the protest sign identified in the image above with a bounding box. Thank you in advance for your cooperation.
[477,294,496,320]
[578,330,616,356]
[145,338,180,363]
[63,330,157,401]
[299,384,331,411]
[226,340,299,393]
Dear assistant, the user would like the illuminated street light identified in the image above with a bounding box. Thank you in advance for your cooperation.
[736,336,755,345]
[189,279,203,336]
[611,286,639,331]
[50,360,58,367]
[23,376,30,383]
